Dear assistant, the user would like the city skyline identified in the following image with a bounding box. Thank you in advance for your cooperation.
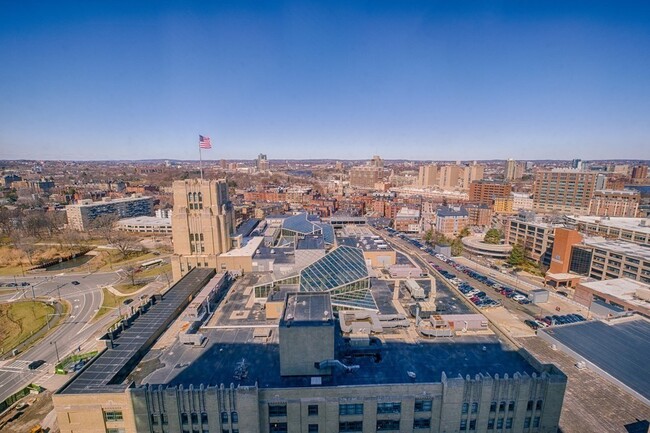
[1,1,650,161]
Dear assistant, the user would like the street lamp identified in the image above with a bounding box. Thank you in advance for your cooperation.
[50,340,60,363]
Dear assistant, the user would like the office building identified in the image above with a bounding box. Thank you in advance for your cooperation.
[573,278,650,319]
[116,216,172,234]
[532,169,599,214]
[54,272,567,433]
[66,195,154,231]
[469,180,512,205]
[504,212,562,264]
[512,193,534,211]
[171,179,235,280]
[580,238,650,284]
[588,189,640,217]
[565,215,650,246]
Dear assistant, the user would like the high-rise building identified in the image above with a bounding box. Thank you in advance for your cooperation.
[504,159,525,181]
[588,189,640,217]
[256,153,270,171]
[571,159,583,170]
[532,169,599,214]
[171,179,235,280]
[349,166,383,189]
[371,155,384,168]
[469,180,512,205]
[417,164,439,187]
[65,195,154,231]
[631,164,648,181]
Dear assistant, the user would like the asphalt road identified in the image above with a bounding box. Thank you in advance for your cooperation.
[0,271,121,402]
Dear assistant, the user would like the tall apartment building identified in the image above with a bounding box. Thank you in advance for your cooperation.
[171,179,235,280]
[532,169,599,214]
[349,166,383,189]
[54,279,567,433]
[588,189,640,217]
[65,195,154,231]
[256,153,270,171]
[504,159,525,181]
[418,164,439,187]
[469,180,512,205]
[631,164,648,181]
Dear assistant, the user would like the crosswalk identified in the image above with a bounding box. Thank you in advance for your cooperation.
[0,359,36,372]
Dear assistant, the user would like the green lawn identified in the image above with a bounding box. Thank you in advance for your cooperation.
[93,287,127,321]
[0,301,55,355]
[114,282,147,294]
[0,265,26,276]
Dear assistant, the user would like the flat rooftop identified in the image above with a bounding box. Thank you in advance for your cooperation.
[583,237,650,261]
[280,292,333,326]
[140,328,536,390]
[220,236,264,257]
[59,268,215,394]
[568,215,650,235]
[539,318,650,403]
[117,216,171,226]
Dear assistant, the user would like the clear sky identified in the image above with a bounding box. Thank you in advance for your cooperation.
[1,1,649,161]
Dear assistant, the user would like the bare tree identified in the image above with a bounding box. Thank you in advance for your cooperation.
[90,214,119,243]
[11,234,38,265]
[124,265,137,286]
[111,231,142,258]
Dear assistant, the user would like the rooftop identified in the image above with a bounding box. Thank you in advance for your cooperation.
[567,215,650,234]
[539,317,650,403]
[582,237,650,261]
[578,278,650,311]
[59,268,215,395]
[296,235,325,250]
[279,292,334,327]
[140,327,537,390]
[220,236,265,258]
[116,216,171,226]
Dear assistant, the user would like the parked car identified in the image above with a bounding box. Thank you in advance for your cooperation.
[524,320,540,330]
[28,360,46,370]
[71,281,80,285]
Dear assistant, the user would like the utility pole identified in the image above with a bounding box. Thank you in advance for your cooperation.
[50,340,61,363]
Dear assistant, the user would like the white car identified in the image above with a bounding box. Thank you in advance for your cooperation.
[512,294,527,301]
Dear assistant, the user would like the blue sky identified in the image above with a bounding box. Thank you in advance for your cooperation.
[1,1,649,161]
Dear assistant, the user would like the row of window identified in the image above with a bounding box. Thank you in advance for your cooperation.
[269,419,431,433]
[460,416,541,430]
[462,400,542,415]
[270,400,434,418]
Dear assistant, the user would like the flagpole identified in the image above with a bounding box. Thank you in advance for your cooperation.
[199,142,203,180]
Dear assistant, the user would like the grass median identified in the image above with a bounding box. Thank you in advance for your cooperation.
[0,301,55,355]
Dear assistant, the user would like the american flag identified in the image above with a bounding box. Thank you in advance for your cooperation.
[199,135,212,149]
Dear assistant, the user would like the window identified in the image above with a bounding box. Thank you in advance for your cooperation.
[461,402,469,414]
[413,418,431,429]
[222,430,229,433]
[460,419,467,430]
[339,421,363,432]
[269,404,287,417]
[201,413,208,424]
[231,412,238,423]
[508,401,515,411]
[487,418,495,430]
[533,417,540,428]
[471,402,479,413]
[506,418,513,429]
[527,400,534,411]
[161,414,168,425]
[524,417,531,428]
[106,429,125,433]
[308,424,319,433]
[339,403,363,416]
[221,412,229,423]
[377,402,401,414]
[191,413,199,424]
[151,414,158,425]
[104,410,124,422]
[499,401,506,412]
[269,422,288,433]
[497,418,504,429]
[414,399,432,412]
[308,405,319,416]
[377,419,400,431]
[469,419,477,430]
[536,400,543,411]
[490,401,497,412]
